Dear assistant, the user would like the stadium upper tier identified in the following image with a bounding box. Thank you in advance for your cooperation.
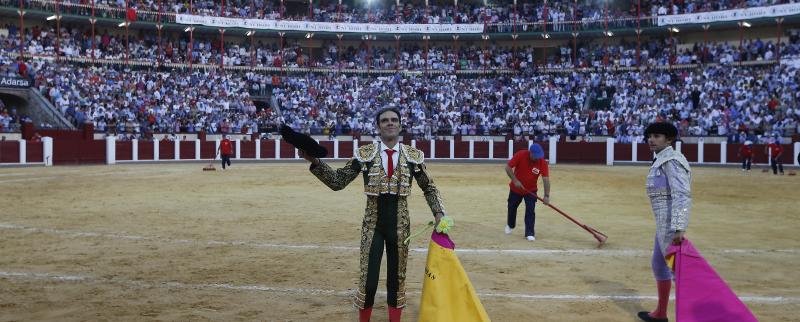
[1,0,798,36]
[1,23,798,73]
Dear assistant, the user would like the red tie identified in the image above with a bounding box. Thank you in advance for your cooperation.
[385,149,395,178]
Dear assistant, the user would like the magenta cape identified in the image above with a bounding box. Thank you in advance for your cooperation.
[667,239,758,322]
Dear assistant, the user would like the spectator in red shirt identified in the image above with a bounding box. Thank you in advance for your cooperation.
[738,140,753,172]
[504,143,551,241]
[16,57,27,78]
[217,135,233,170]
[765,137,784,175]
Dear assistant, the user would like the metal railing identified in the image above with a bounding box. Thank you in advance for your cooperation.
[2,51,782,76]
[2,0,666,34]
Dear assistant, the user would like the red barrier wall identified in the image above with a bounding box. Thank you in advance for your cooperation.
[751,144,771,164]
[779,144,795,164]
[434,141,449,159]
[260,140,275,159]
[0,141,20,163]
[26,142,43,162]
[139,141,154,160]
[682,144,698,163]
[279,141,295,159]
[180,141,196,160]
[558,142,606,164]
[704,143,721,163]
[38,129,85,140]
[415,141,430,157]
[240,141,256,159]
[473,141,490,158]
[726,144,795,164]
[318,141,334,158]
[159,141,175,160]
[8,138,790,166]
[493,141,509,159]
[513,140,530,154]
[614,143,631,161]
[116,141,133,161]
[200,141,216,159]
[53,140,105,165]
[727,143,744,164]
[454,141,470,158]
[338,140,354,158]
[638,143,653,162]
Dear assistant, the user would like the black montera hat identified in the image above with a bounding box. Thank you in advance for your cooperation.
[644,122,678,139]
[279,124,328,158]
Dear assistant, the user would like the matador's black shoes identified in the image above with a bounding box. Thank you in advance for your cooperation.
[637,311,668,322]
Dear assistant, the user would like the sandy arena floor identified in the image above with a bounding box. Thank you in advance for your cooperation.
[1,161,798,321]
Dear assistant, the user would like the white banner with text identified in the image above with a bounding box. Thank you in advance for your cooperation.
[658,3,800,26]
[176,14,485,34]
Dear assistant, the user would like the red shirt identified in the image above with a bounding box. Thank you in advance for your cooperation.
[768,143,783,157]
[739,145,752,158]
[507,150,549,195]
[220,139,233,155]
[768,99,779,110]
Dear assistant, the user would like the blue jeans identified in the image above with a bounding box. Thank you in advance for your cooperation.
[221,155,231,169]
[507,190,537,237]
[770,158,784,175]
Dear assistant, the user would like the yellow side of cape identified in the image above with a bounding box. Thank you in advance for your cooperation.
[417,240,490,322]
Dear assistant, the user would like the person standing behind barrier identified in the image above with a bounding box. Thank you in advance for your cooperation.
[765,137,785,175]
[504,143,550,241]
[738,141,753,172]
[638,122,691,322]
[217,135,233,170]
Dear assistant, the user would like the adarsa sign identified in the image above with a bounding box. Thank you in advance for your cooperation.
[0,76,31,88]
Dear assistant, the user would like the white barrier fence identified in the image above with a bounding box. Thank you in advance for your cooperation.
[2,137,799,168]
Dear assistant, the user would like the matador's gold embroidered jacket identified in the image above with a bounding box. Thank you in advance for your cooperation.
[309,142,446,308]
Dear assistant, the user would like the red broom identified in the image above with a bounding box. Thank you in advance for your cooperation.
[518,185,608,247]
[203,153,218,171]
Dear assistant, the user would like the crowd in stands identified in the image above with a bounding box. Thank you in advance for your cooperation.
[3,23,800,72]
[26,61,266,139]
[272,64,800,144]
[0,0,799,142]
[34,0,798,26]
[2,53,798,143]
[0,99,29,132]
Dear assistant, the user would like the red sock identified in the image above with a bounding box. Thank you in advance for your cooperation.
[358,307,372,322]
[650,279,671,318]
[388,306,402,322]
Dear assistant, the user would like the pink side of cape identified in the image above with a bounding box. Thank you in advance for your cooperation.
[667,239,758,322]
[431,232,455,250]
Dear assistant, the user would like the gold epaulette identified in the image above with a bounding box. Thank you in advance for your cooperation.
[355,142,379,163]
[401,144,425,164]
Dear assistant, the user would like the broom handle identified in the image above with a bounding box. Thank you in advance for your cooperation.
[525,189,583,228]
[512,174,587,229]
[515,179,607,242]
